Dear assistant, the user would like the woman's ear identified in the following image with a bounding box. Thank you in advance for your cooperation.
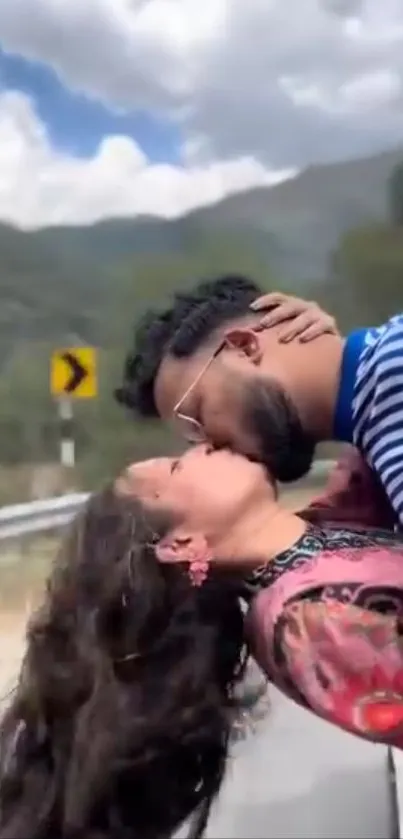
[224,327,262,365]
[155,529,212,566]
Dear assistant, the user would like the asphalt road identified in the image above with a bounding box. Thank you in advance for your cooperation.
[198,687,394,838]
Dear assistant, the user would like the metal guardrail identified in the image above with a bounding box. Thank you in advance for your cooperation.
[0,492,90,540]
[0,460,334,541]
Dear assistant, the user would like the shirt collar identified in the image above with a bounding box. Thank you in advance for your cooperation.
[333,329,368,442]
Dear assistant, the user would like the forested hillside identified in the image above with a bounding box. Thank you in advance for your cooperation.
[0,146,402,501]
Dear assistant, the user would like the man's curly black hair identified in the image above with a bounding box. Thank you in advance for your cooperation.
[115,275,264,417]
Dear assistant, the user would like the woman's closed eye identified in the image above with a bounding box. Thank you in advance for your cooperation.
[170,458,181,474]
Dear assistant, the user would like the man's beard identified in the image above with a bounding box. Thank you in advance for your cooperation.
[242,378,316,483]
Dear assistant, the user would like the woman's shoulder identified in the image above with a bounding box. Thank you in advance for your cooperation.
[244,524,403,602]
[318,523,403,549]
[245,523,403,673]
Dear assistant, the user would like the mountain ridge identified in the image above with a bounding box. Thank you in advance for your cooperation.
[0,143,400,359]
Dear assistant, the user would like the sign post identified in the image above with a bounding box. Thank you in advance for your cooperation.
[58,397,75,468]
[50,347,97,470]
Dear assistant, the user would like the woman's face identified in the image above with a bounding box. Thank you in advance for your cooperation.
[116,444,271,541]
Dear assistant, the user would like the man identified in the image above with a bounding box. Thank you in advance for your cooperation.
[115,275,403,526]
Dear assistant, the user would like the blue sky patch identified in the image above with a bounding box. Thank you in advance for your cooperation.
[0,47,182,163]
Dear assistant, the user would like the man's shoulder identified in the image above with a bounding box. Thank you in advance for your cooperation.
[364,314,403,349]
[351,315,403,436]
[358,314,403,369]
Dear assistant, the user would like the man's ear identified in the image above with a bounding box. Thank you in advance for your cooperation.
[224,327,262,365]
[155,528,212,566]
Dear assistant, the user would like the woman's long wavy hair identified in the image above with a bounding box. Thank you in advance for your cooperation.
[0,486,248,839]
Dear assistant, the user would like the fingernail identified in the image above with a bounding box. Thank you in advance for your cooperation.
[250,302,258,310]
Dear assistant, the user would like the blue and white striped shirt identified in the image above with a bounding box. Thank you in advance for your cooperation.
[334,314,403,527]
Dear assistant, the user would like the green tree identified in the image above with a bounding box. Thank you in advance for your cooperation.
[331,224,403,328]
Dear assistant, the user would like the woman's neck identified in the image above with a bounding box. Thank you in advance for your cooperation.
[214,498,308,571]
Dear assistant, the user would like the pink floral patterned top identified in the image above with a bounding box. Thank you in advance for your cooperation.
[245,447,403,747]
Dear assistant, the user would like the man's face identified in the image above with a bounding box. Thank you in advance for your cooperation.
[154,333,316,482]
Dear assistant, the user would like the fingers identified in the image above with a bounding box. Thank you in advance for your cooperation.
[256,299,307,329]
[250,291,339,342]
[297,319,336,343]
[280,315,338,343]
[278,312,318,343]
[250,291,290,311]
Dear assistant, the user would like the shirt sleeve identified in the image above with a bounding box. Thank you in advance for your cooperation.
[356,318,403,527]
[279,599,403,744]
[300,445,396,530]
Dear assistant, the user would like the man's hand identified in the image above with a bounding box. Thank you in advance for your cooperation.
[250,291,339,343]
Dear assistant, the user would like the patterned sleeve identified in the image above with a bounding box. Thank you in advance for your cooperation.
[300,445,397,530]
[279,599,403,744]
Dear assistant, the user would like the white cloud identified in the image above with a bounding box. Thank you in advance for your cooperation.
[1,0,403,226]
[280,68,401,115]
[2,0,403,171]
[0,0,213,109]
[339,69,401,111]
[0,90,294,228]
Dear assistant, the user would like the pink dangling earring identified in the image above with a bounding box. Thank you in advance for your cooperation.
[188,557,210,587]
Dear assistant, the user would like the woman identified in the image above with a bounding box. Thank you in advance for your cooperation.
[0,445,402,839]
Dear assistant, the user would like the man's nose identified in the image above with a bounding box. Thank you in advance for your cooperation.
[197,442,222,457]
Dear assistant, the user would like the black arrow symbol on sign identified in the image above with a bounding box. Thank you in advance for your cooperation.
[61,351,88,394]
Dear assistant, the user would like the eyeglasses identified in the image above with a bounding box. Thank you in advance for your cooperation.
[172,341,225,443]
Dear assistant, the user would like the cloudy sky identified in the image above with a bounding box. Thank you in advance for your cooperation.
[0,0,403,227]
